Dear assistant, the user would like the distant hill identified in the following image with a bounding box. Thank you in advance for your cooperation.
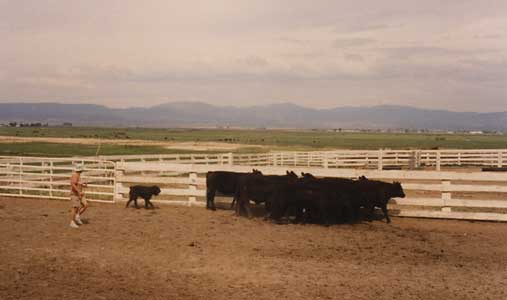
[0,102,506,131]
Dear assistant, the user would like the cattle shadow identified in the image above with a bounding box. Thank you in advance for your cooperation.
[214,201,269,218]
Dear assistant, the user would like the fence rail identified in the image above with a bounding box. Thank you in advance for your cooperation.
[95,149,507,170]
[0,156,116,203]
[114,162,507,222]
[2,152,507,222]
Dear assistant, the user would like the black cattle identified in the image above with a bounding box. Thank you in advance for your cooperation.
[301,174,405,223]
[126,185,161,209]
[352,178,405,223]
[269,177,357,225]
[234,171,298,218]
[298,173,359,222]
[205,169,261,210]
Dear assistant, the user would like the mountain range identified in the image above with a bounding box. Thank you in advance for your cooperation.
[0,102,506,131]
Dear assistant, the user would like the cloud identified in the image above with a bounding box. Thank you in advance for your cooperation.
[0,0,506,111]
[344,54,364,62]
[237,56,269,68]
[333,38,376,48]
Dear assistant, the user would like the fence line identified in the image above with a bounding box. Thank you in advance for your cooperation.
[2,154,507,222]
[95,149,507,170]
[0,156,116,203]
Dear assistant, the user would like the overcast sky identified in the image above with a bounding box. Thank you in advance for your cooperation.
[1,0,506,111]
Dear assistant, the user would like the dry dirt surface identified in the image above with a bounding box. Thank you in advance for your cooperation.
[0,136,258,151]
[0,197,506,300]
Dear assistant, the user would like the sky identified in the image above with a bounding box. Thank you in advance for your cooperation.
[1,0,506,112]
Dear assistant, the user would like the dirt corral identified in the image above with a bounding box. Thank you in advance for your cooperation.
[0,197,506,300]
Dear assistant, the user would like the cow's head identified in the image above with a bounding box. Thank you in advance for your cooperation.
[252,169,263,175]
[152,186,161,196]
[286,170,298,179]
[390,181,405,198]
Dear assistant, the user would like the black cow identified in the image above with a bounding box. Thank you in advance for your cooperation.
[205,169,261,210]
[234,171,298,218]
[126,185,161,209]
[298,173,359,223]
[352,178,405,223]
[301,175,405,223]
[269,177,356,225]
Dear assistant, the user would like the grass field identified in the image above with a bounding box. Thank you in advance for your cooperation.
[0,127,506,157]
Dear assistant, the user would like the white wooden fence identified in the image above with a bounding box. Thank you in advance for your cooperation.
[98,149,507,170]
[114,162,507,222]
[2,152,507,222]
[0,156,116,203]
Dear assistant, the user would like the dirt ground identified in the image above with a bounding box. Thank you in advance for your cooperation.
[0,136,258,151]
[0,197,506,300]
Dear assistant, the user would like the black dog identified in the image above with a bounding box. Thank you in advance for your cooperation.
[126,185,161,209]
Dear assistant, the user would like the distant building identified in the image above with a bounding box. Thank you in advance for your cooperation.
[62,122,73,127]
[469,130,483,135]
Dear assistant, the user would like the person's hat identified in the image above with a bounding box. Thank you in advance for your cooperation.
[74,164,85,172]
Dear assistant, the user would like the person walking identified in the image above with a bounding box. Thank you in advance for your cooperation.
[69,164,88,228]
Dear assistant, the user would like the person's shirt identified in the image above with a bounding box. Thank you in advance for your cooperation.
[70,172,82,195]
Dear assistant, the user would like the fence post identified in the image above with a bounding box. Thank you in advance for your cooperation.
[436,151,441,171]
[498,151,503,168]
[441,180,451,212]
[228,153,234,166]
[18,157,23,196]
[49,161,54,198]
[409,150,416,170]
[114,166,123,202]
[377,149,383,171]
[188,172,197,206]
[323,152,328,168]
[409,150,421,170]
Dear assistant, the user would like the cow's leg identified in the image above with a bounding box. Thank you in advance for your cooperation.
[230,197,236,209]
[294,206,305,224]
[269,200,285,223]
[236,189,252,218]
[126,193,134,208]
[244,200,253,218]
[265,199,271,213]
[206,189,216,211]
[147,198,155,209]
[234,193,242,216]
[134,197,140,209]
[144,196,152,209]
[381,204,391,223]
[364,203,375,221]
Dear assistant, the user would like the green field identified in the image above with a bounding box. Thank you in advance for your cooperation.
[0,127,506,157]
